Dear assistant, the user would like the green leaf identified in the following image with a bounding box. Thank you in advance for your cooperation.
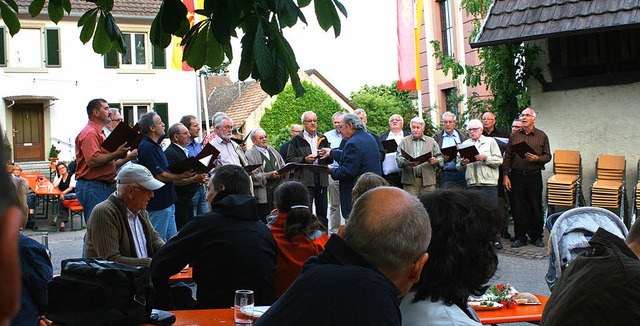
[161,0,188,33]
[176,16,190,37]
[0,2,20,36]
[180,20,206,46]
[105,13,124,52]
[260,53,288,96]
[62,0,71,14]
[150,5,172,48]
[297,0,311,8]
[223,43,233,62]
[333,0,347,18]
[314,0,341,37]
[79,10,98,43]
[77,8,97,26]
[238,15,258,80]
[93,0,113,12]
[184,24,208,69]
[48,0,64,24]
[92,13,112,54]
[29,0,45,16]
[4,0,17,12]
[253,21,273,80]
[278,0,306,28]
[205,23,225,68]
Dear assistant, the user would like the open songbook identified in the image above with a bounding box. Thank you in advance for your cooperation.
[101,122,143,152]
[400,149,432,164]
[458,143,480,163]
[381,139,398,153]
[511,141,536,159]
[440,145,458,163]
[167,143,220,174]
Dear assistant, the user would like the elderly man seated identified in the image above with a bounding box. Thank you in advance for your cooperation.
[83,163,165,267]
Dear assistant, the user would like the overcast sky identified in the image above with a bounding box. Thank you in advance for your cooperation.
[227,1,399,97]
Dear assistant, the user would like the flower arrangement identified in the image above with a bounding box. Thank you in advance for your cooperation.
[486,284,518,308]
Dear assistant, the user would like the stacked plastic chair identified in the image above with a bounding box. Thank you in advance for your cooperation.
[590,155,626,220]
[545,150,583,219]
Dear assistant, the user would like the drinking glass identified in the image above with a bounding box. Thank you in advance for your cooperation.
[234,289,254,324]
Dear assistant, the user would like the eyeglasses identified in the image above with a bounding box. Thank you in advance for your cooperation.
[443,120,456,124]
[467,127,481,132]
[256,135,268,140]
[304,119,318,123]
[520,113,535,118]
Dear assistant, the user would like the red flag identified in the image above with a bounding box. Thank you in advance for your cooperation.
[397,0,423,90]
[171,0,196,71]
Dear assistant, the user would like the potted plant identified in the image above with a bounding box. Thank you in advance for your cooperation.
[49,144,60,163]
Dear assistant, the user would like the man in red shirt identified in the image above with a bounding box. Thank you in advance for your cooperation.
[75,99,133,222]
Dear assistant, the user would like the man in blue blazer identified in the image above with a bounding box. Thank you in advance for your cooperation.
[321,113,382,218]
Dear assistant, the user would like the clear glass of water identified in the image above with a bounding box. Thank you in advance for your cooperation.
[234,289,254,324]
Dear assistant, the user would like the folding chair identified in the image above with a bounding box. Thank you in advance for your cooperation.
[590,155,626,220]
[68,205,85,231]
[545,150,584,219]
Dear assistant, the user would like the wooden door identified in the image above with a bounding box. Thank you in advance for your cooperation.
[12,104,44,162]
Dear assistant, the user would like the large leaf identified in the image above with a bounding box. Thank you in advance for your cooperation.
[62,0,71,13]
[48,0,64,24]
[314,0,341,37]
[28,0,45,17]
[92,13,112,54]
[105,13,124,52]
[269,24,304,96]
[205,23,225,68]
[77,8,97,26]
[278,0,306,28]
[79,10,98,43]
[211,2,232,46]
[238,15,258,80]
[180,19,206,46]
[253,21,273,80]
[92,0,113,12]
[184,24,208,69]
[161,0,188,33]
[259,52,288,96]
[333,0,347,18]
[0,2,20,36]
[297,0,311,8]
[150,6,172,48]
[3,0,17,12]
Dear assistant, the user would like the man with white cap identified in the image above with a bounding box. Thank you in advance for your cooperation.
[84,163,166,267]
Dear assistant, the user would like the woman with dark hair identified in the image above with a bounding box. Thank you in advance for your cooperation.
[269,181,329,298]
[400,188,504,325]
[51,161,76,231]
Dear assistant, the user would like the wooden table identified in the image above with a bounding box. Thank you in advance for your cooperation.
[169,267,193,284]
[142,309,235,325]
[476,294,548,325]
[22,172,62,223]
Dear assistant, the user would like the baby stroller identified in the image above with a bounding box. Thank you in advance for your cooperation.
[545,206,628,291]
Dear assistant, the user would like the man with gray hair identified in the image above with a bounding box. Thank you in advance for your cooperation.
[164,123,207,230]
[433,111,468,188]
[104,107,122,137]
[137,112,194,241]
[287,111,332,227]
[278,124,303,160]
[212,115,248,167]
[84,163,165,266]
[381,114,409,188]
[246,128,285,220]
[354,108,385,162]
[258,187,431,325]
[321,113,382,218]
[397,117,444,195]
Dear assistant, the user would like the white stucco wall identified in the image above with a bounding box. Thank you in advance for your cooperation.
[1,19,199,162]
[528,78,640,211]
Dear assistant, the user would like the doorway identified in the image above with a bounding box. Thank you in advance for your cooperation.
[12,103,45,162]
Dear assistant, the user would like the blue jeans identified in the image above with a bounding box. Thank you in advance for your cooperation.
[148,204,177,242]
[76,180,112,223]
[191,186,209,216]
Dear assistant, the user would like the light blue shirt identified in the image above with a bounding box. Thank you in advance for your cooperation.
[325,129,342,168]
[186,139,203,157]
[442,130,461,170]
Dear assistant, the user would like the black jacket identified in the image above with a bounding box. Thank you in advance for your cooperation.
[541,228,640,325]
[151,194,277,309]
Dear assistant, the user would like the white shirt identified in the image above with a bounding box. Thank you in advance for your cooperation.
[303,130,319,164]
[387,130,405,144]
[127,209,148,259]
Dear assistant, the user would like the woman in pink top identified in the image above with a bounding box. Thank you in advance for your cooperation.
[269,181,329,298]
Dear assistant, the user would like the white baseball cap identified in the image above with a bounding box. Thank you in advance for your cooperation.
[116,163,164,191]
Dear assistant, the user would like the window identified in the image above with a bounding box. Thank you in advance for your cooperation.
[546,29,640,91]
[104,31,165,70]
[123,104,150,127]
[3,26,60,70]
[443,87,459,116]
[438,0,455,57]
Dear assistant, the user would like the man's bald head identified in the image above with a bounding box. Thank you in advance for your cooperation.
[344,187,431,273]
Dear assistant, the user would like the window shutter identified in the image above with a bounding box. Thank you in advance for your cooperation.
[108,103,121,110]
[45,28,61,67]
[0,27,5,67]
[153,103,169,134]
[152,45,166,69]
[104,48,119,68]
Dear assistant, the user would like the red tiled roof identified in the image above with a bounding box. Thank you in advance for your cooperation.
[473,0,640,48]
[15,0,161,18]
[225,81,270,129]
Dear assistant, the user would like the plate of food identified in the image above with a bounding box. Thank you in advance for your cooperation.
[512,293,541,305]
[468,301,503,311]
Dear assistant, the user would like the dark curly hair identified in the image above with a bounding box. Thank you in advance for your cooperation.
[413,188,504,306]
[274,181,326,242]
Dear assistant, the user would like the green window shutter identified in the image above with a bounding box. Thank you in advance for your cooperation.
[104,48,119,68]
[108,103,121,110]
[0,27,6,67]
[45,28,61,67]
[153,103,169,134]
[152,45,166,69]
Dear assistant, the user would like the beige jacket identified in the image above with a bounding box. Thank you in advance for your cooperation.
[456,135,503,186]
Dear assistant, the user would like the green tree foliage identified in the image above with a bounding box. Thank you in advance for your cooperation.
[430,0,543,131]
[0,0,346,97]
[350,81,436,136]
[261,80,342,149]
